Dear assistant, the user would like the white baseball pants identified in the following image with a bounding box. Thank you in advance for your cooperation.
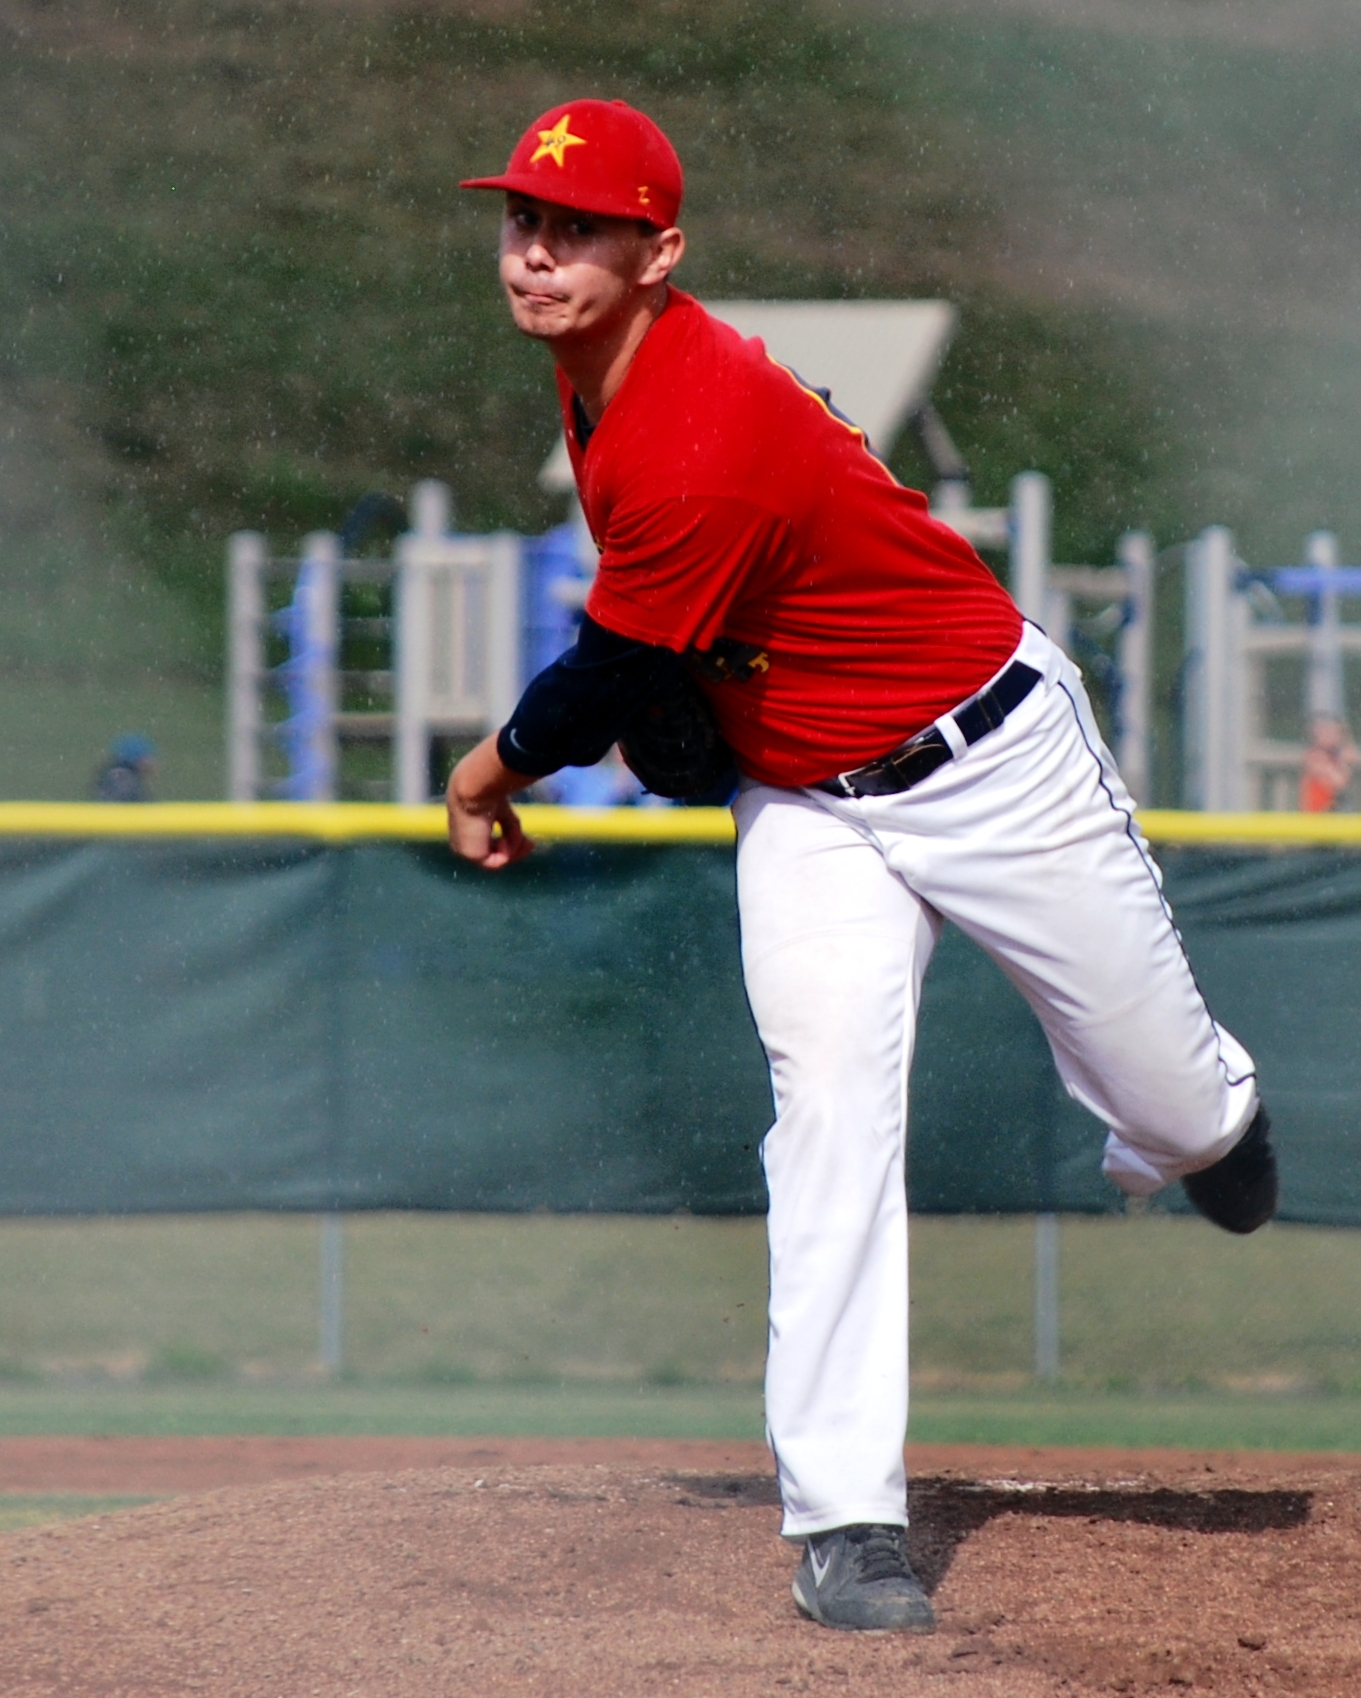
[733,621,1258,1539]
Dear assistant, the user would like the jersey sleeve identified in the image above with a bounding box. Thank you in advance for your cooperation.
[496,615,685,777]
[584,495,789,653]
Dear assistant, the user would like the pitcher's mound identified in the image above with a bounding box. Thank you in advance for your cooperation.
[2,1445,1359,1695]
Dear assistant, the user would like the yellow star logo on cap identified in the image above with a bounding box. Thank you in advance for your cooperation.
[530,114,587,168]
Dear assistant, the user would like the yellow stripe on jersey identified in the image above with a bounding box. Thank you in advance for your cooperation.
[765,354,899,479]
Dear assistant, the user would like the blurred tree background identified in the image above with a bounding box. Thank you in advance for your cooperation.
[1,0,1359,795]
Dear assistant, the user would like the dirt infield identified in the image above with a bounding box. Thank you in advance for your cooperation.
[0,1439,1358,1695]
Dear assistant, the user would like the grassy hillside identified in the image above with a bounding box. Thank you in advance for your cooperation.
[1,0,1359,794]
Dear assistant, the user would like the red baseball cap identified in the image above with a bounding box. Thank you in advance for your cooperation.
[461,99,683,229]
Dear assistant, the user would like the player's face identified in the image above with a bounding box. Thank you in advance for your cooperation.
[1311,715,1344,752]
[498,194,681,345]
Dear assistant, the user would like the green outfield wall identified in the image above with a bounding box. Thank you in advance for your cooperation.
[0,806,1356,1223]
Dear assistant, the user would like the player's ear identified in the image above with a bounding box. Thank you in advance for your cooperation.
[638,225,685,288]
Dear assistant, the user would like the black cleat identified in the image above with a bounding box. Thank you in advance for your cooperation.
[792,1523,935,1633]
[1182,1104,1278,1234]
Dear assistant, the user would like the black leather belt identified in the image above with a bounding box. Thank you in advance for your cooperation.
[810,661,1042,800]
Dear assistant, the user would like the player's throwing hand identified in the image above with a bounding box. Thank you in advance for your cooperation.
[446,733,536,870]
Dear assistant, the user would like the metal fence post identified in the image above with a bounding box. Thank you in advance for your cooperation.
[319,1213,344,1377]
[1034,1213,1060,1382]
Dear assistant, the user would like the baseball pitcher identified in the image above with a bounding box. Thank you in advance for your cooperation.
[448,99,1277,1633]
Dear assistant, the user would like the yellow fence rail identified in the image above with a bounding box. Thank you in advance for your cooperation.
[0,801,1359,847]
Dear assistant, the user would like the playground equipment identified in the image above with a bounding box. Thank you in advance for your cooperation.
[228,486,595,805]
[258,535,339,802]
[1183,527,1360,810]
[228,483,523,804]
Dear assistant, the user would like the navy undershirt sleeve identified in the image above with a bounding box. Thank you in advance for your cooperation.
[497,613,685,777]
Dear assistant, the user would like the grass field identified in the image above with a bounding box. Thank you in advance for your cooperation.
[0,1495,154,1531]
[0,1383,1359,1454]
[1,1212,1359,1449]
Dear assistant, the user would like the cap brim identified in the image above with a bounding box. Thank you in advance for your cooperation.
[459,173,665,224]
[459,174,522,193]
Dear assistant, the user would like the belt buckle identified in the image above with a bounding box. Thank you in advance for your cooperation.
[849,727,942,798]
[826,724,946,799]
[882,725,939,781]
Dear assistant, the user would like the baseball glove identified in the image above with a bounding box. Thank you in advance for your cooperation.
[618,668,738,801]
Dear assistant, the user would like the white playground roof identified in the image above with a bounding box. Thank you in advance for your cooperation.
[538,298,956,492]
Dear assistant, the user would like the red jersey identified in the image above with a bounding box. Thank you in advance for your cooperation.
[568,289,1022,788]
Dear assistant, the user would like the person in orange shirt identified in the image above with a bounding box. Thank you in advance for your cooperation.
[1300,714,1360,812]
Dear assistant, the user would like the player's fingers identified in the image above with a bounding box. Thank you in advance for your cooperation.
[495,804,531,852]
[487,807,535,868]
[449,811,534,871]
[500,830,536,865]
[479,830,535,871]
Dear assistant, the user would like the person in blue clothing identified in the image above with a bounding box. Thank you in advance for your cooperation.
[94,734,157,803]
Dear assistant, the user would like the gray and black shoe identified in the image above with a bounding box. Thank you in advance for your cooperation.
[1182,1104,1278,1235]
[792,1523,935,1632]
